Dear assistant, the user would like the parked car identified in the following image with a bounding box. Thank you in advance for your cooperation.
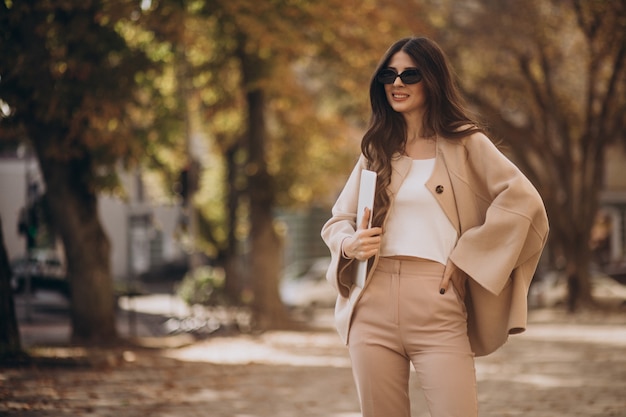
[279,257,335,312]
[11,249,69,297]
[529,269,626,308]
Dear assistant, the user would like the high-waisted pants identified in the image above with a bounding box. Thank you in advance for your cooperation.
[348,257,477,417]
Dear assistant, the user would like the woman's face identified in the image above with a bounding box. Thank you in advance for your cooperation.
[382,51,426,119]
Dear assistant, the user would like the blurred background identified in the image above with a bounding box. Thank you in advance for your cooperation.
[1,0,625,350]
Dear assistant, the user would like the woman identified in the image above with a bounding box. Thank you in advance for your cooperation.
[321,37,549,417]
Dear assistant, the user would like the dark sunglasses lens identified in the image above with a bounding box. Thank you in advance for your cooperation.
[376,69,398,84]
[376,69,422,84]
[400,69,422,84]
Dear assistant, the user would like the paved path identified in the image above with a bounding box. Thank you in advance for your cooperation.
[2,290,625,416]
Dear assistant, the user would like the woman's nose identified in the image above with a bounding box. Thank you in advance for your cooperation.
[393,75,404,86]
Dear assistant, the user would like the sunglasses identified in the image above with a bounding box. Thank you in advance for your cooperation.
[376,68,423,85]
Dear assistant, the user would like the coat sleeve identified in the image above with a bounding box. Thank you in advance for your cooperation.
[448,133,549,296]
[320,155,368,298]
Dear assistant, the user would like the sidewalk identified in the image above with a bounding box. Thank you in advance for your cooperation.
[2,287,626,417]
[13,280,199,348]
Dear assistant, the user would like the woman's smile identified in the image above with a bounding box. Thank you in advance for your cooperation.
[391,91,410,100]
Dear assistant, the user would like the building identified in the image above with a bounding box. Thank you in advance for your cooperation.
[0,154,186,283]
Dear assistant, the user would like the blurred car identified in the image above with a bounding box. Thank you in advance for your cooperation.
[279,257,335,311]
[10,249,69,297]
[529,269,626,308]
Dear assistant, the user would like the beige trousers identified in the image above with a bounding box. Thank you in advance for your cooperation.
[348,258,478,417]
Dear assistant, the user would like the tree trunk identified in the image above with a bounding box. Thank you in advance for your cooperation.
[245,89,289,328]
[564,236,594,312]
[31,138,117,344]
[222,144,245,302]
[235,33,291,327]
[0,216,23,359]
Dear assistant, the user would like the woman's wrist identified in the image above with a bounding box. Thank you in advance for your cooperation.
[341,237,353,259]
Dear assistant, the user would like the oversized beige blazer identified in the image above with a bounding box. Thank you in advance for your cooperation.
[321,133,549,357]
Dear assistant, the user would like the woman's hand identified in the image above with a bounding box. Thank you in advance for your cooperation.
[439,260,466,298]
[342,207,382,261]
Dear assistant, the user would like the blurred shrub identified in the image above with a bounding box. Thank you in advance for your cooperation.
[176,266,228,306]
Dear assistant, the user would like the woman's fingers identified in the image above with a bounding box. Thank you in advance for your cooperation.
[345,207,383,261]
[439,261,456,294]
[356,230,381,259]
[353,210,382,260]
[358,207,371,230]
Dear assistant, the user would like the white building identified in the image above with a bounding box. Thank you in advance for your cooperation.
[0,155,186,281]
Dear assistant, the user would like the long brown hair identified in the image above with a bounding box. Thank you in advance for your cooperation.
[362,37,482,227]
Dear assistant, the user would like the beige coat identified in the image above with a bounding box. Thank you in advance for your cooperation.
[321,133,549,357]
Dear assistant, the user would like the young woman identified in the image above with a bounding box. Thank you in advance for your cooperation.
[321,37,549,417]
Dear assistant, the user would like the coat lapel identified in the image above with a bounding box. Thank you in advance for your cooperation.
[389,154,413,197]
[426,141,460,233]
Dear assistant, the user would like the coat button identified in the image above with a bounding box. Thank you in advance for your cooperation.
[435,185,444,194]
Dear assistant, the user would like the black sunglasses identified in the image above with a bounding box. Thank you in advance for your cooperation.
[376,68,423,85]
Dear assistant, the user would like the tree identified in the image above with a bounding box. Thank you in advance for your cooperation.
[0,0,435,339]
[0,0,160,342]
[435,0,626,309]
[0,216,22,360]
[167,0,432,326]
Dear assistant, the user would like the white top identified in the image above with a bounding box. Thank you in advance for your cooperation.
[380,158,458,264]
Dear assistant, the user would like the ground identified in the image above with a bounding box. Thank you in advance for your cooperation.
[1,287,625,417]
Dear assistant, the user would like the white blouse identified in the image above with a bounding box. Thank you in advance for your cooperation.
[380,158,458,265]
